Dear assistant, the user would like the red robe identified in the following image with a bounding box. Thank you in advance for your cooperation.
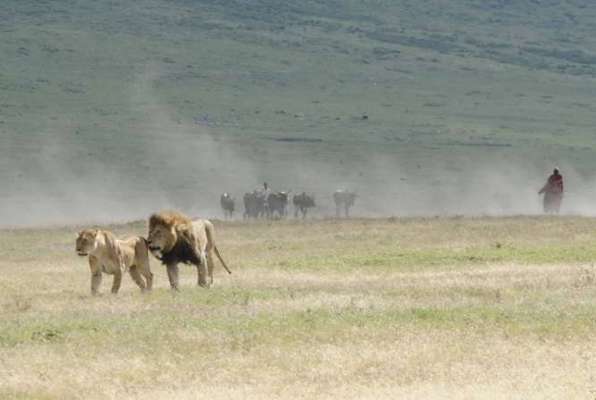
[539,174,563,213]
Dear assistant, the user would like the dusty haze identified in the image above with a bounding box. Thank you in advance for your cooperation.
[3,68,596,228]
[5,131,595,228]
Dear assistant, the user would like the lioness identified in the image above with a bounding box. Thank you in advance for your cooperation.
[147,210,231,290]
[76,229,153,295]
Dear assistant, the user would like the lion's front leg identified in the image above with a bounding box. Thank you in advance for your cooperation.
[167,263,180,291]
[111,269,122,294]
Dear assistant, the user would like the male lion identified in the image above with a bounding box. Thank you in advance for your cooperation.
[147,210,231,290]
[76,229,153,295]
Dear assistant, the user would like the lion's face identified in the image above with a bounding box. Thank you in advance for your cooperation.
[147,224,176,255]
[76,229,99,256]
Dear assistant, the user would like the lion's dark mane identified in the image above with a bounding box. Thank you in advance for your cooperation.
[157,233,201,266]
[149,210,203,266]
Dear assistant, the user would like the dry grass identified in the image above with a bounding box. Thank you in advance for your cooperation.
[2,217,596,399]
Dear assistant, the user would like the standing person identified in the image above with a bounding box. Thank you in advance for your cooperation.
[539,168,564,214]
[262,182,271,197]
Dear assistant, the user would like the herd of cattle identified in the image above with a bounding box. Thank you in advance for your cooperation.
[219,189,357,219]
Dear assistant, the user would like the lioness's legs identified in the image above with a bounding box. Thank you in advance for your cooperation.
[89,257,102,295]
[128,266,146,291]
[167,263,180,291]
[91,271,102,295]
[143,269,154,291]
[136,240,152,290]
[111,270,122,294]
[137,258,153,291]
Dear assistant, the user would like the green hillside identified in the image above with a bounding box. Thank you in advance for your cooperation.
[3,0,596,225]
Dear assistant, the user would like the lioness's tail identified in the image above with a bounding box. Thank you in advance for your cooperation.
[214,246,232,274]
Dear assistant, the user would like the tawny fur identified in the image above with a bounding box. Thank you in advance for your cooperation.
[76,229,153,295]
[149,211,193,233]
[147,210,231,290]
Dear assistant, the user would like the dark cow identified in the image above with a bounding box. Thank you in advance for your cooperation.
[333,190,356,218]
[220,193,235,219]
[243,190,267,219]
[293,192,315,219]
[267,191,289,219]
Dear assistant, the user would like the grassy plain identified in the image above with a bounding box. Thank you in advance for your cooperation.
[4,2,596,398]
[2,216,596,399]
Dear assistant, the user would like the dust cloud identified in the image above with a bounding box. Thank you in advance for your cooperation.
[5,134,596,228]
[3,68,596,227]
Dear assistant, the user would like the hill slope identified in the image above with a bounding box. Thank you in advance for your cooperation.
[3,0,596,225]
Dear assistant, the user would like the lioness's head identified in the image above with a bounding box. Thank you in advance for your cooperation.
[147,211,191,255]
[76,229,99,256]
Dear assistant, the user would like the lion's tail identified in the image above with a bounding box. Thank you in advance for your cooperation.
[205,220,232,274]
[214,245,232,274]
